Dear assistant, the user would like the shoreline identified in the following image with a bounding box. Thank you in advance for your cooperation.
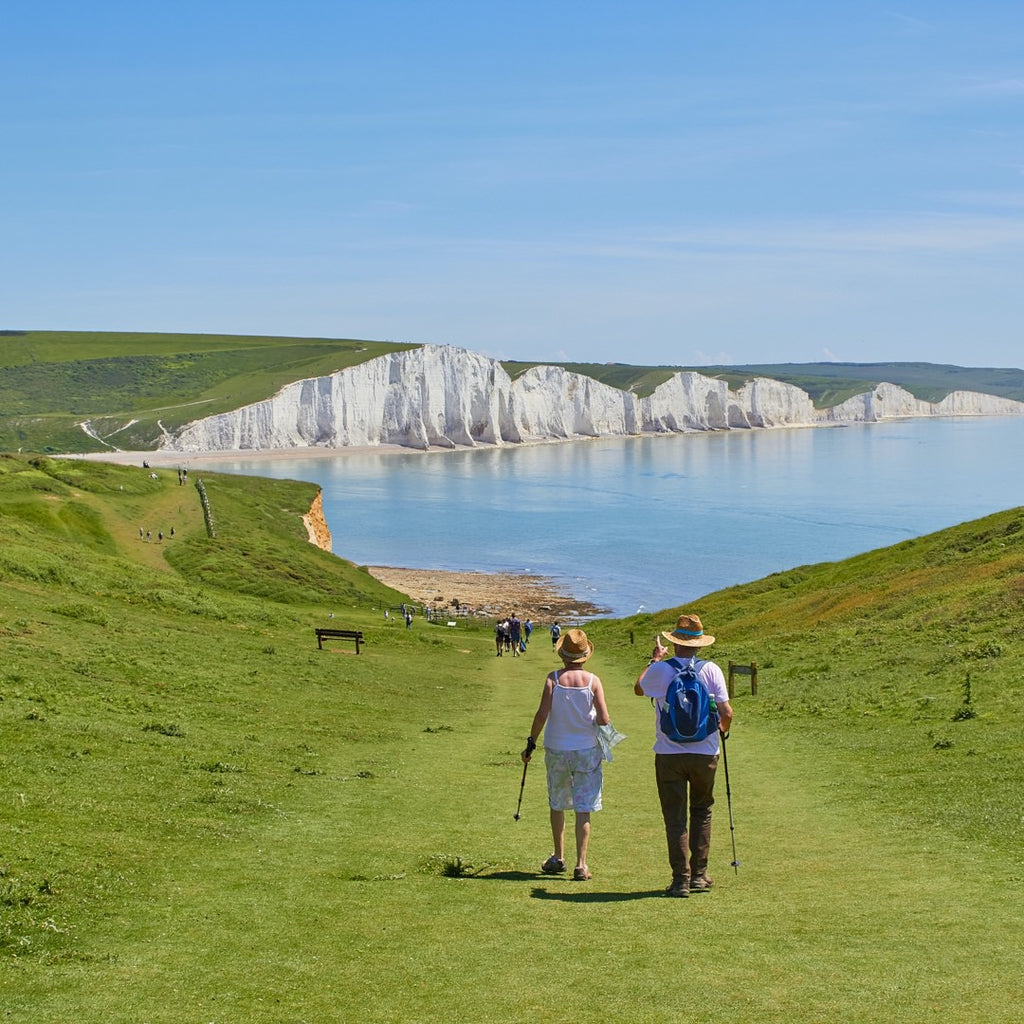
[71,430,703,468]
[70,415,1001,470]
[69,423,847,469]
[72,444,424,467]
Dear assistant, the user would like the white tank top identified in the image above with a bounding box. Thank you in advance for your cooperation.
[544,672,598,751]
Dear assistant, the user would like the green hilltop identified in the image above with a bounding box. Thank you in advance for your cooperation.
[0,331,417,453]
[3,330,1023,453]
[1,454,1020,1021]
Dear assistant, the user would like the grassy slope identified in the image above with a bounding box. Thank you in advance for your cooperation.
[1,460,1022,1022]
[0,331,417,453]
[4,331,1022,455]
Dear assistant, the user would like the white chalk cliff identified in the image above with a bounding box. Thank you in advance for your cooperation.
[818,381,1024,422]
[162,345,1024,453]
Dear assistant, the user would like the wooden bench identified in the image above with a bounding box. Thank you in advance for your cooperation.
[728,661,758,697]
[315,628,365,653]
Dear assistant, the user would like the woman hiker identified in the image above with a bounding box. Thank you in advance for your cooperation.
[521,628,610,881]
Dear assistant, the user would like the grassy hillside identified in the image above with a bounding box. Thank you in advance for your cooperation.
[614,512,1024,853]
[0,331,416,454]
[3,331,1021,455]
[1,455,1020,1021]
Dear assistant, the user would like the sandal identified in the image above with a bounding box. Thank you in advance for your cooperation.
[572,867,592,881]
[540,856,566,874]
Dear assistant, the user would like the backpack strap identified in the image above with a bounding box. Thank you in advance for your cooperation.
[667,656,705,674]
[664,656,702,674]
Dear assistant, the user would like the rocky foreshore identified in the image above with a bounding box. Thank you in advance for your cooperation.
[366,565,606,623]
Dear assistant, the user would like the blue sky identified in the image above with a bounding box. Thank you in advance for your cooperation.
[3,1,1023,368]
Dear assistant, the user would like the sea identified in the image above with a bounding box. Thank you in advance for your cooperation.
[207,417,1024,619]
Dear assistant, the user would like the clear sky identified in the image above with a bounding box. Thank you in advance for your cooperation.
[4,1,1023,368]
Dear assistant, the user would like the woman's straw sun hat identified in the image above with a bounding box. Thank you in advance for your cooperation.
[556,628,594,663]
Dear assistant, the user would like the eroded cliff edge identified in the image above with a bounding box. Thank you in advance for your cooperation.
[162,345,1024,454]
[302,490,332,552]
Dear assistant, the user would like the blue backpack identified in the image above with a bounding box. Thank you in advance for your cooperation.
[658,657,719,743]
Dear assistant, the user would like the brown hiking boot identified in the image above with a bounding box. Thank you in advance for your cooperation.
[664,877,689,898]
[690,874,714,893]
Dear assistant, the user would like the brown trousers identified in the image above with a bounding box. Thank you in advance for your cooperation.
[655,752,718,880]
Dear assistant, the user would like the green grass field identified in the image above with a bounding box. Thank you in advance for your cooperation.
[1,453,1021,1022]
[0,332,417,453]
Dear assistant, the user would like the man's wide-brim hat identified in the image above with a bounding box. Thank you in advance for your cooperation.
[662,613,715,648]
[556,628,594,663]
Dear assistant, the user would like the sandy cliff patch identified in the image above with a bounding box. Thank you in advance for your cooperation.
[303,490,332,551]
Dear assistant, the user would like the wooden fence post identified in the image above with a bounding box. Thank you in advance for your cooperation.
[728,661,759,697]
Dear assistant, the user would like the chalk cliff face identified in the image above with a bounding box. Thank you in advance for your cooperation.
[818,381,1024,422]
[162,345,1024,454]
[510,364,638,439]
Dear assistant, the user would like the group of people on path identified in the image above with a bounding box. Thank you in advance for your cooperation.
[138,526,174,543]
[384,604,416,628]
[494,614,532,656]
[521,613,734,898]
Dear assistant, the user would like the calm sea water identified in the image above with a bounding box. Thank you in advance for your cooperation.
[208,418,1024,618]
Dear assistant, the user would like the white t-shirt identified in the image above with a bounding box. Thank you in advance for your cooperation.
[639,657,728,756]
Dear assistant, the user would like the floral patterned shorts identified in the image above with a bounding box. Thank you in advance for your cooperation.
[544,745,604,812]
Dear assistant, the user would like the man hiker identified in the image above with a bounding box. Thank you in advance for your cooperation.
[550,621,561,650]
[509,613,522,656]
[634,613,733,898]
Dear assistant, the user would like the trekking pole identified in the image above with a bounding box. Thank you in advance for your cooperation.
[513,760,529,821]
[720,729,739,872]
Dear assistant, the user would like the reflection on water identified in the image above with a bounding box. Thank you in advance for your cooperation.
[208,418,1024,617]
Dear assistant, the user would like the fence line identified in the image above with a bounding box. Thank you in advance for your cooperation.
[195,478,216,538]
